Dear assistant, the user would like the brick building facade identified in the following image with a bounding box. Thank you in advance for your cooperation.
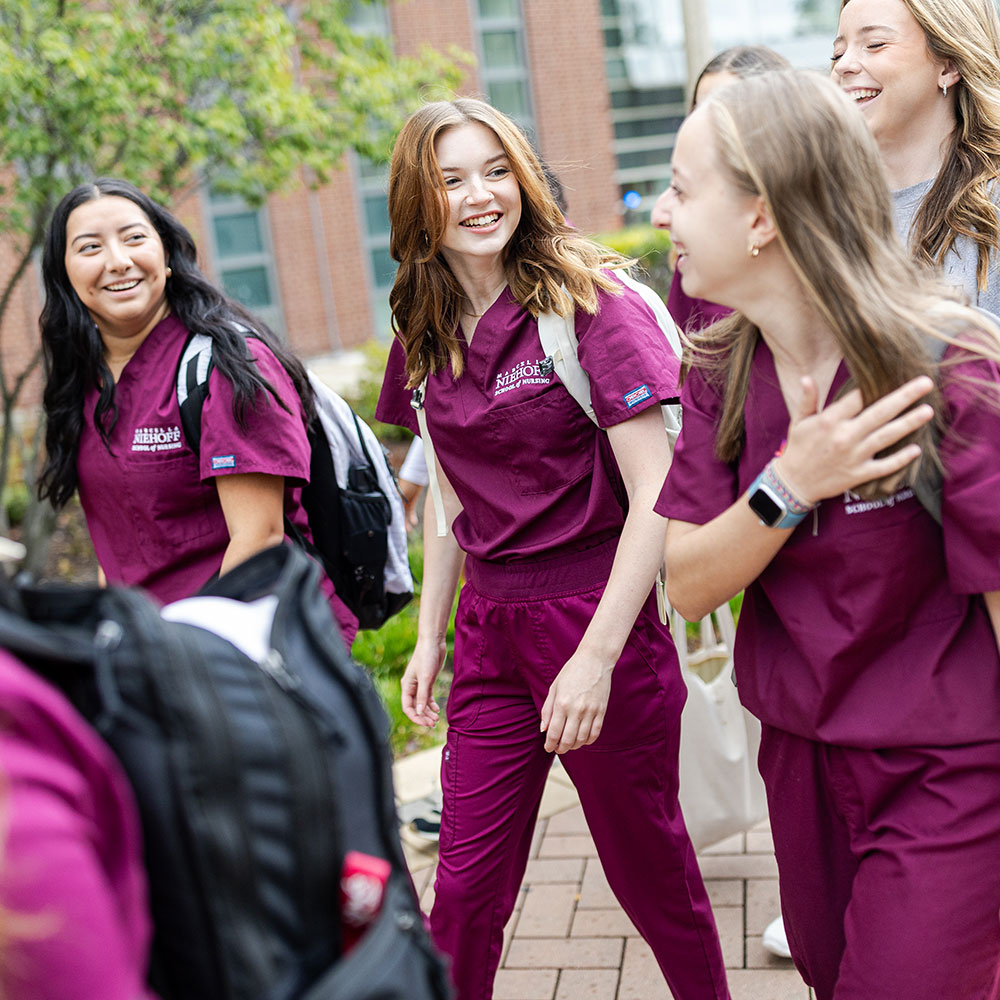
[2,0,628,401]
[2,0,841,402]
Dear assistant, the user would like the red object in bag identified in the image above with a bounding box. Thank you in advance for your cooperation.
[340,850,391,952]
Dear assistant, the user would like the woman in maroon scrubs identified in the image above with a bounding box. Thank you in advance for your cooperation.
[655,69,1000,1000]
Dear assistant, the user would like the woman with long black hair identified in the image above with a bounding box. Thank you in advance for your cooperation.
[38,178,358,644]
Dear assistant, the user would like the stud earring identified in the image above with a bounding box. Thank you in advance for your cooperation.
[165,266,173,277]
[748,243,760,258]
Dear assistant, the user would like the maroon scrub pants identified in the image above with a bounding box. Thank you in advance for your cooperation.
[430,541,729,1000]
[759,725,1000,1000]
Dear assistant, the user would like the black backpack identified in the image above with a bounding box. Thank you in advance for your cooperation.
[0,543,449,1000]
[176,332,414,630]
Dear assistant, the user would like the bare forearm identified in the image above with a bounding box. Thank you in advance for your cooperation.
[416,488,464,643]
[579,489,666,663]
[665,495,789,622]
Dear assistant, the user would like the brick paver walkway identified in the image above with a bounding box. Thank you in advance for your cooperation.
[395,747,814,1000]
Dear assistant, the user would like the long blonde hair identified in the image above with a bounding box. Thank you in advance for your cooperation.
[840,0,1000,289]
[690,70,1000,496]
[388,98,626,386]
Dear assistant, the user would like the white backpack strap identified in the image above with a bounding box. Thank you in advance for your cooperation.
[536,293,599,426]
[411,378,448,538]
[616,270,684,447]
[176,333,214,406]
[616,269,684,357]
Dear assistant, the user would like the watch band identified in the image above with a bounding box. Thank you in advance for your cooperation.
[748,461,815,530]
[761,462,813,515]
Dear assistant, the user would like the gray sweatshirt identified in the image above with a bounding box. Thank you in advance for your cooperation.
[892,178,1000,319]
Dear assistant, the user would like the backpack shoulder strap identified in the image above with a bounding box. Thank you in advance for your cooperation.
[176,333,215,454]
[411,378,449,538]
[536,296,599,426]
[615,269,684,356]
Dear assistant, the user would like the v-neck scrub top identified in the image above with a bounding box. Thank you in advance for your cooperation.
[77,315,316,605]
[376,275,680,564]
[656,337,1000,748]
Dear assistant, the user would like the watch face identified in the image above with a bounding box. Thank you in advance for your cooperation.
[748,485,784,527]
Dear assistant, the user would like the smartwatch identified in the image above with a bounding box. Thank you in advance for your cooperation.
[747,472,808,529]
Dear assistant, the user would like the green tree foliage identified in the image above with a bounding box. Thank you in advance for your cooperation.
[594,223,673,300]
[0,0,465,550]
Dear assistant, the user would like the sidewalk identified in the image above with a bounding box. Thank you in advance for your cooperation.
[394,745,814,1000]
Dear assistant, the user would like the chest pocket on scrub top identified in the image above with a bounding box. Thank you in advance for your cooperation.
[485,387,595,496]
[122,450,217,546]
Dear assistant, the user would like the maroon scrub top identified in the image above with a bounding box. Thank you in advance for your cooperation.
[656,336,1000,748]
[376,275,679,564]
[0,648,155,1000]
[77,316,316,605]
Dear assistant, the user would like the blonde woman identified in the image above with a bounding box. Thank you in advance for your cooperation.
[653,70,1000,999]
[833,0,1000,313]
[375,98,729,1000]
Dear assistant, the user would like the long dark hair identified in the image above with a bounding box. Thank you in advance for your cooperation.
[38,178,314,508]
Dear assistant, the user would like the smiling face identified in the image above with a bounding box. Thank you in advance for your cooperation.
[64,195,170,347]
[651,107,760,310]
[832,0,956,148]
[434,121,522,273]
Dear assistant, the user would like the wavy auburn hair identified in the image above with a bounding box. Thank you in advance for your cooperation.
[388,98,627,385]
[840,0,1000,290]
[688,70,1000,497]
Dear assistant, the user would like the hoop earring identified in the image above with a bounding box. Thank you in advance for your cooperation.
[748,243,760,258]
[941,83,948,97]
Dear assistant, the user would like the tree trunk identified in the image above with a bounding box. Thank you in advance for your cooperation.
[19,491,57,579]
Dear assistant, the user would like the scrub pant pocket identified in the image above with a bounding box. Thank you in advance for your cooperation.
[759,725,1000,1000]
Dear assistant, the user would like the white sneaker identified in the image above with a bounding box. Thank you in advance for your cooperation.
[762,915,791,958]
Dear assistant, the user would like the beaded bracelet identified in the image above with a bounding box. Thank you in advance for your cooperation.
[762,460,815,516]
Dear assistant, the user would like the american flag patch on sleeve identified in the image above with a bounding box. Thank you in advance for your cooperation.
[623,384,652,409]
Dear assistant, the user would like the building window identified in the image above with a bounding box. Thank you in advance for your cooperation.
[474,0,535,138]
[356,156,395,338]
[602,0,841,223]
[204,189,285,334]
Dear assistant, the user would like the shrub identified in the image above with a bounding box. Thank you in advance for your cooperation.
[592,223,674,301]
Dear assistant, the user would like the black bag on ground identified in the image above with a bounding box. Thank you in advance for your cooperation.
[0,543,449,1000]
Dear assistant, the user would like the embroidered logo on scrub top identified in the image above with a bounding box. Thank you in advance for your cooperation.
[211,455,236,470]
[623,384,652,408]
[494,357,553,398]
[842,486,915,515]
[131,425,183,453]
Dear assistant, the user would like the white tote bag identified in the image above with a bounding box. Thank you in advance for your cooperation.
[675,604,768,851]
